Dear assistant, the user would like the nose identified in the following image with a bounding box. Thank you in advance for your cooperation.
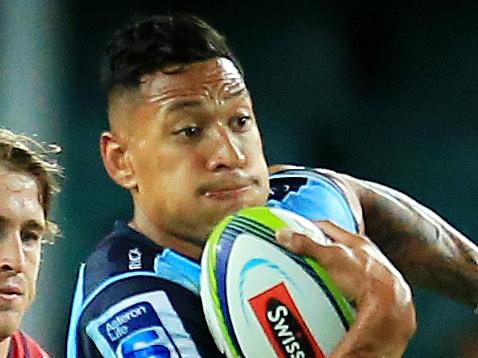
[0,232,26,273]
[206,126,246,171]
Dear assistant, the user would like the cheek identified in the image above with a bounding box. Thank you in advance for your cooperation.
[244,127,263,149]
[247,133,270,190]
[157,144,206,175]
[150,148,205,200]
[26,248,41,301]
[244,132,267,165]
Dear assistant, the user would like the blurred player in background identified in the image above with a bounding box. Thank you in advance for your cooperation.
[67,14,477,357]
[0,128,61,358]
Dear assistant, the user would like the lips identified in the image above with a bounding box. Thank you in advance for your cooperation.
[0,285,22,296]
[0,285,23,304]
[0,275,25,299]
[204,185,253,200]
[199,172,259,196]
[199,175,257,200]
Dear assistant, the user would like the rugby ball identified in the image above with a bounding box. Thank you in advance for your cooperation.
[200,206,355,358]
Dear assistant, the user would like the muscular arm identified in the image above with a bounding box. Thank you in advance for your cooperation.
[338,173,478,307]
[269,164,478,306]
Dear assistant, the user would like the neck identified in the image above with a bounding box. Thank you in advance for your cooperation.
[130,211,203,260]
[0,337,11,358]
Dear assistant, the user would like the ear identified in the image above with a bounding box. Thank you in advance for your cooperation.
[100,131,137,190]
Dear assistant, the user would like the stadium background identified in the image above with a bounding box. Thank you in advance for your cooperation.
[0,1,477,356]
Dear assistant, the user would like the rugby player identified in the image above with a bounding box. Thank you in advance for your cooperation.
[0,128,61,358]
[67,14,477,357]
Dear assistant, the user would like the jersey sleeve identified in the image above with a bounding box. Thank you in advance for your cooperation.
[268,167,360,234]
[76,275,224,358]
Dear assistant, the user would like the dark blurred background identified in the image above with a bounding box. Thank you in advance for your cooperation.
[0,1,477,356]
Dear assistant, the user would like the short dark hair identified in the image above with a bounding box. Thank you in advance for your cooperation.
[100,14,243,93]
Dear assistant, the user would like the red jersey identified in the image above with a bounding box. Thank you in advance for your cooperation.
[8,331,50,358]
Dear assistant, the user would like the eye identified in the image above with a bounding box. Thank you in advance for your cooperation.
[174,126,202,138]
[231,116,252,131]
[21,231,41,246]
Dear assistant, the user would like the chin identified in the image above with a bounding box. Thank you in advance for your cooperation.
[205,200,256,228]
[0,311,22,340]
[198,192,268,232]
[212,191,266,209]
[211,200,252,219]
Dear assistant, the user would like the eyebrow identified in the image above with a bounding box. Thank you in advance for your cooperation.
[165,87,249,114]
[0,216,45,232]
[23,220,46,233]
[166,99,204,113]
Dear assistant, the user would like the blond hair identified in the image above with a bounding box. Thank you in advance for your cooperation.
[0,128,62,243]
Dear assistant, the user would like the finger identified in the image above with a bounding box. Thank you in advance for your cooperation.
[314,220,370,247]
[276,228,355,267]
[276,228,325,255]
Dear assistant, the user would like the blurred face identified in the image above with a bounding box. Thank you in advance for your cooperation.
[0,167,43,340]
[115,58,270,244]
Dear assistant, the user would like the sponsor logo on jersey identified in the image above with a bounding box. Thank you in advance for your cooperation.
[249,282,324,358]
[96,301,170,353]
[117,327,173,358]
[86,291,200,358]
[128,248,142,270]
[103,304,147,342]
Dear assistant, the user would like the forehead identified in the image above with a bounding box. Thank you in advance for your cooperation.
[0,167,43,222]
[139,58,247,105]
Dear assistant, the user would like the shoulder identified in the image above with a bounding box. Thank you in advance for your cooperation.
[72,239,221,357]
[79,232,202,323]
[10,331,50,358]
[82,222,162,297]
[80,277,205,358]
[268,164,365,233]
